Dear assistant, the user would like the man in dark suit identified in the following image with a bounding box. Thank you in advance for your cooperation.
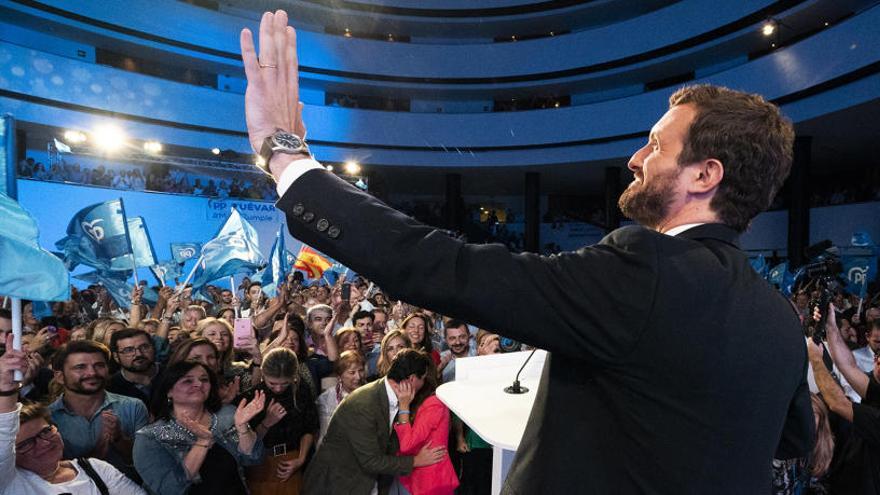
[240,11,814,494]
[304,349,445,494]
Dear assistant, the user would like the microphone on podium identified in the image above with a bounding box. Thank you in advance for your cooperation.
[504,348,538,395]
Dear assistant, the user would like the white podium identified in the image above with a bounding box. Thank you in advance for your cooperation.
[436,350,547,495]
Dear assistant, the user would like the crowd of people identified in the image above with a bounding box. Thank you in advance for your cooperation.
[0,274,509,494]
[4,270,880,493]
[17,156,278,201]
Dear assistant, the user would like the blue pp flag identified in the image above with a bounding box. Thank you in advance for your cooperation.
[842,256,877,295]
[768,262,788,287]
[171,242,201,264]
[285,249,296,269]
[0,193,70,301]
[255,228,290,297]
[56,199,133,272]
[127,217,157,268]
[31,301,53,320]
[749,255,769,279]
[852,231,875,248]
[191,208,265,289]
[150,260,183,286]
[75,269,158,308]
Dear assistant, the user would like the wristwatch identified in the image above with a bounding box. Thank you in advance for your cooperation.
[258,129,310,174]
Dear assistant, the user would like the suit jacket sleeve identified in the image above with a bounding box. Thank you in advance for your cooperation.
[346,405,414,476]
[279,169,659,365]
[774,358,816,459]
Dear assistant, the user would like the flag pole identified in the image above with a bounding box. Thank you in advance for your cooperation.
[230,275,239,318]
[11,297,22,381]
[176,254,204,296]
[131,256,139,286]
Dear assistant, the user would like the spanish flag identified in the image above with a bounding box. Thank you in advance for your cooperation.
[294,245,332,279]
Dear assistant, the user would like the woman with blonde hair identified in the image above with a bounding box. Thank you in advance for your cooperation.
[374,330,412,379]
[197,317,262,393]
[244,348,318,495]
[91,318,126,347]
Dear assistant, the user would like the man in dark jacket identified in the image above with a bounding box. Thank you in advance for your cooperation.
[304,350,445,494]
[239,11,814,494]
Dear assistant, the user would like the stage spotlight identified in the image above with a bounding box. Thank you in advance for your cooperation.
[344,161,361,175]
[762,20,776,36]
[92,124,126,152]
[63,130,87,144]
[326,165,334,172]
[211,147,221,155]
[143,141,163,154]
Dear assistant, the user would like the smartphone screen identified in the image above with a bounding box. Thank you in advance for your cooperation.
[341,283,351,302]
[233,318,253,348]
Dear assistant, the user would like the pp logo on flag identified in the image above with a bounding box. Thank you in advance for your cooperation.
[849,266,868,285]
[178,247,196,259]
[81,219,105,242]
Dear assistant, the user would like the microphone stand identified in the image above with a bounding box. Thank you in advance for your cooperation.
[504,348,538,394]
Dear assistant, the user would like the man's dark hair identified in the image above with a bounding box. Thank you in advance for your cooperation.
[0,308,11,320]
[388,348,438,416]
[150,361,221,420]
[869,319,880,333]
[669,84,794,232]
[387,348,431,382]
[52,340,110,371]
[352,310,374,324]
[444,319,468,336]
[109,328,153,353]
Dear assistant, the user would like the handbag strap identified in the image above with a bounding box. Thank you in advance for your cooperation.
[76,457,109,495]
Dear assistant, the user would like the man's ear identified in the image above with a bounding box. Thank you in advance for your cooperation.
[689,158,724,194]
[53,369,65,386]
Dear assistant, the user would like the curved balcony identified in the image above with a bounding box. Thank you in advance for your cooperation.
[1,2,878,168]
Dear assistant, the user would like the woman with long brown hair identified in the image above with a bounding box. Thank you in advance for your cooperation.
[374,330,412,380]
[400,313,441,366]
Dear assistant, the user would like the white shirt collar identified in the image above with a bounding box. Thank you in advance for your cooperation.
[384,379,398,417]
[663,223,706,237]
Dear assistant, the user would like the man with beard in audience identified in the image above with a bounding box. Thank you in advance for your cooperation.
[49,340,148,481]
[107,328,161,406]
[439,320,474,383]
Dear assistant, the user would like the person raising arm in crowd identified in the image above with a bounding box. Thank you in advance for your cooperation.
[0,334,145,494]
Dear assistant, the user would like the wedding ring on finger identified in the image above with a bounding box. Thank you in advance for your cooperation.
[259,62,278,69]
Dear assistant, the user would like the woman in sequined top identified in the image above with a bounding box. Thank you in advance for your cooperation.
[133,361,266,494]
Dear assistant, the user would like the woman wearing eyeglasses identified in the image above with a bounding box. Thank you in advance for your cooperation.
[0,334,145,494]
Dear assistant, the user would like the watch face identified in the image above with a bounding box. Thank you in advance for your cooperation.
[273,132,304,150]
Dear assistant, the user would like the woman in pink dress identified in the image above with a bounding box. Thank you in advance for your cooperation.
[392,352,459,495]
